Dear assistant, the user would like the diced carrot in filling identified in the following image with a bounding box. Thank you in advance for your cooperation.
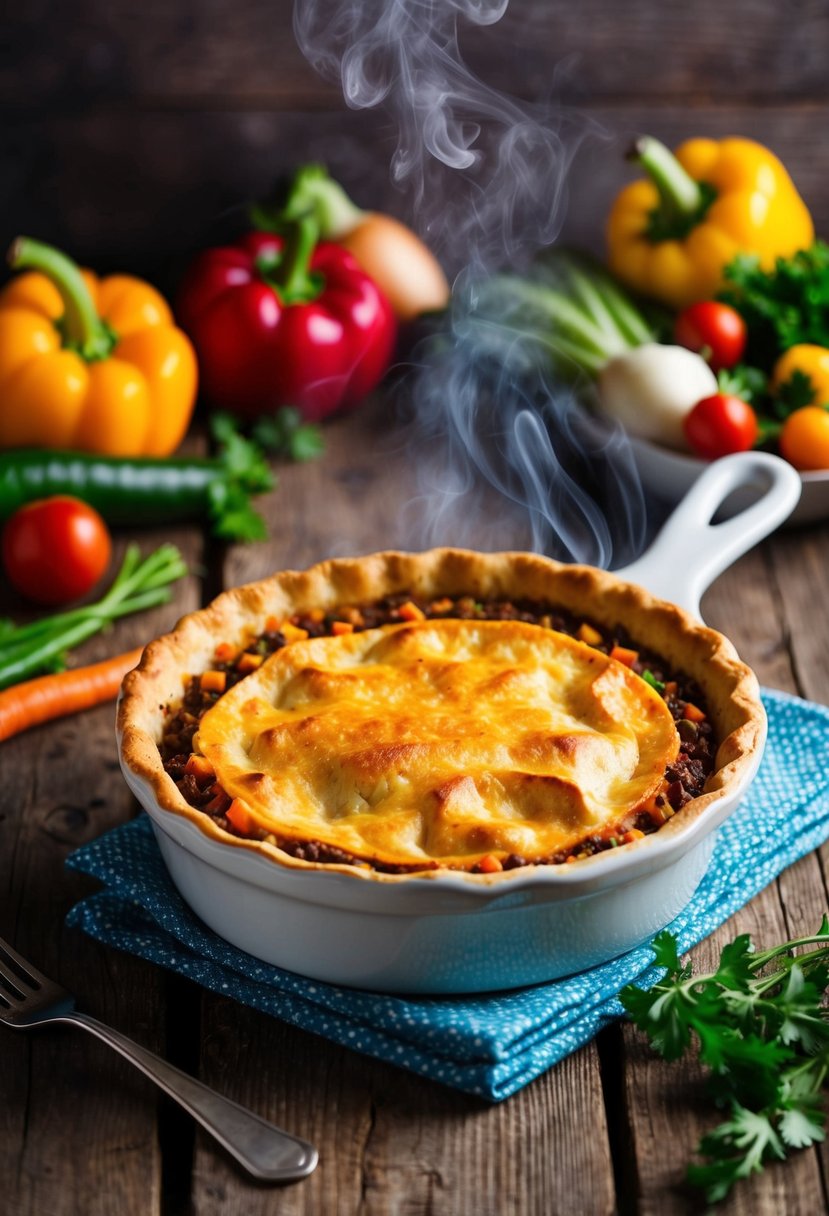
[578,622,603,646]
[226,798,254,835]
[214,642,236,662]
[281,622,310,642]
[200,670,227,693]
[610,645,639,668]
[264,615,281,633]
[332,620,354,635]
[623,829,645,843]
[398,600,426,621]
[236,652,264,673]
[430,597,454,613]
[184,754,215,782]
[682,701,707,722]
[478,854,503,874]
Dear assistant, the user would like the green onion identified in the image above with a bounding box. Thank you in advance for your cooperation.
[0,544,187,690]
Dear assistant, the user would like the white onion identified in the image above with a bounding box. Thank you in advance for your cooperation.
[597,343,718,449]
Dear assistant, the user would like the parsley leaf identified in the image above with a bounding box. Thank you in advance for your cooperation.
[687,1105,786,1204]
[717,363,768,405]
[251,407,325,463]
[774,368,824,418]
[620,920,829,1203]
[720,242,829,370]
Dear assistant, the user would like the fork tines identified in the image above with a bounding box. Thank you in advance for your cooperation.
[0,936,45,1003]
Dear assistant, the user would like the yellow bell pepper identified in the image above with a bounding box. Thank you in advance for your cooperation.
[0,237,197,457]
[606,136,814,311]
[772,344,829,406]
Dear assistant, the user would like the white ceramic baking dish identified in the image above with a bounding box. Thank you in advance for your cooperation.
[631,434,827,526]
[118,451,800,994]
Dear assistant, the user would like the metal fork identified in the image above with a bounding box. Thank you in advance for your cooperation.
[0,934,318,1183]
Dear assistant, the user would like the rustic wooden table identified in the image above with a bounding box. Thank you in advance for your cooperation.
[2,394,828,1216]
[5,0,829,1207]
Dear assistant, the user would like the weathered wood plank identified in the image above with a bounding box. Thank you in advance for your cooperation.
[0,455,205,1215]
[191,973,616,1214]
[617,540,829,1214]
[4,0,829,109]
[3,102,824,288]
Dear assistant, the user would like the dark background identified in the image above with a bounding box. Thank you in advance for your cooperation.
[4,0,829,295]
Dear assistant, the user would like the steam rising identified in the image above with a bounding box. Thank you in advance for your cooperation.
[294,0,648,568]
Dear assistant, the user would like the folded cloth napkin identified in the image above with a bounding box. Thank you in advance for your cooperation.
[66,688,829,1103]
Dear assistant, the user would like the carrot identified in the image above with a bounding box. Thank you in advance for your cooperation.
[577,622,603,646]
[226,798,254,835]
[199,669,227,693]
[477,853,503,874]
[398,600,426,622]
[0,646,144,743]
[610,644,639,668]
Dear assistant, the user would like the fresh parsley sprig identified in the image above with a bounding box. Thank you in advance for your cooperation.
[720,241,829,370]
[621,920,829,1204]
[251,406,325,463]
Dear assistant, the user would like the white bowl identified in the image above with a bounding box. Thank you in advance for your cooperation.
[117,454,800,994]
[630,436,829,526]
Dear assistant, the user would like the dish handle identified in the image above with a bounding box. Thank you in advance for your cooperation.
[615,451,801,620]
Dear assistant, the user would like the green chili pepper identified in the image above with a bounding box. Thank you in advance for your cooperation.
[0,417,274,541]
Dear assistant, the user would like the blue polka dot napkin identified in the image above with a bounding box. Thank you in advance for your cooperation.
[66,688,829,1102]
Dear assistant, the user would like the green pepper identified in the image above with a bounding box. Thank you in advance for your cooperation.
[0,420,273,541]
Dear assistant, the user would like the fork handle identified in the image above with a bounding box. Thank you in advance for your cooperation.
[58,1010,318,1182]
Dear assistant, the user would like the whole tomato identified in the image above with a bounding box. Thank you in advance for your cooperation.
[683,393,758,460]
[674,301,747,372]
[779,406,829,470]
[2,496,112,605]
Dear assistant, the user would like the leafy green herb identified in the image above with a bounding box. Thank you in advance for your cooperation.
[205,412,274,540]
[621,920,829,1204]
[716,363,768,406]
[251,407,325,463]
[720,242,829,369]
[775,369,820,416]
[0,544,187,690]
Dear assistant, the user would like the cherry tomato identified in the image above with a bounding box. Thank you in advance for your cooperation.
[683,393,758,460]
[674,301,747,372]
[1,496,112,606]
[779,406,829,471]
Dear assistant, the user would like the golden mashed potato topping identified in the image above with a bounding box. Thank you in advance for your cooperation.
[194,618,680,869]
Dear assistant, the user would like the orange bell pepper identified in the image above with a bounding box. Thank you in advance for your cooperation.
[0,238,197,457]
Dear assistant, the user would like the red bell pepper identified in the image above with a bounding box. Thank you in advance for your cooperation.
[176,221,396,422]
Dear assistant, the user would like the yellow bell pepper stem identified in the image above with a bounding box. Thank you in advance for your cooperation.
[8,236,115,362]
[628,137,711,237]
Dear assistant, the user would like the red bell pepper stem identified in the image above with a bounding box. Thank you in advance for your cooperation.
[282,164,365,239]
[7,236,115,362]
[256,214,322,304]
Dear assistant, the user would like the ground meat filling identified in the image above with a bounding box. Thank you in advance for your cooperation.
[159,594,716,872]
